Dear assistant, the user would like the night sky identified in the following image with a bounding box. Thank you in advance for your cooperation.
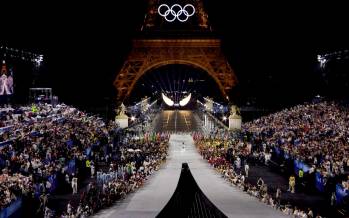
[1,1,348,113]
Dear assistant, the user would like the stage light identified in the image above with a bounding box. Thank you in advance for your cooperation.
[162,93,174,106]
[131,116,136,121]
[317,55,327,69]
[222,116,227,121]
[34,55,44,66]
[179,93,191,107]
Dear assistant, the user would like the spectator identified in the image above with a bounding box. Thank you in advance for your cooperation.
[289,175,296,193]
[91,163,95,178]
[276,187,282,205]
[72,175,78,194]
[244,163,249,177]
[257,177,264,188]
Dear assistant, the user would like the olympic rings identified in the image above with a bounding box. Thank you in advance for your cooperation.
[158,4,195,23]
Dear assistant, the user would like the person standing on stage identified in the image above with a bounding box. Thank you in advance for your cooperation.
[275,187,282,206]
[72,174,78,194]
[90,162,95,178]
[244,163,249,177]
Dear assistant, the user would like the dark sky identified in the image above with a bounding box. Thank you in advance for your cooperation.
[1,1,349,110]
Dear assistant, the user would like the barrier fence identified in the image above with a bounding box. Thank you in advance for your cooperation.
[0,198,22,218]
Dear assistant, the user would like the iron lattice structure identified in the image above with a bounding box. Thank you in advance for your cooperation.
[114,39,237,102]
[114,0,237,103]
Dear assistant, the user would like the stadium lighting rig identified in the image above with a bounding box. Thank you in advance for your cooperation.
[317,49,349,69]
[0,44,44,66]
[162,92,192,107]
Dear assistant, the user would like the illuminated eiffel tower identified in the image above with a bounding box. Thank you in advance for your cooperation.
[114,0,237,103]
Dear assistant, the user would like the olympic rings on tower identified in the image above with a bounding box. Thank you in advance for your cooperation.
[158,4,195,23]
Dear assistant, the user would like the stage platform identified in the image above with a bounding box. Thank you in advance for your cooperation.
[94,134,286,218]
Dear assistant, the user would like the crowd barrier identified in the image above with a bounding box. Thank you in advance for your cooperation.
[0,139,13,148]
[272,146,347,205]
[0,126,13,133]
[0,198,22,218]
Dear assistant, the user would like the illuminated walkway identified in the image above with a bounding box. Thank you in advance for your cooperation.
[153,110,199,132]
[94,134,286,218]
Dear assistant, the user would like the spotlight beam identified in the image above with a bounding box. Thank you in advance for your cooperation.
[162,93,174,106]
[179,93,191,107]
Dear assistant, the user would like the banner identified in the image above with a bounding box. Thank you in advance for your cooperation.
[336,184,349,205]
[48,174,58,193]
[294,159,310,175]
[85,147,92,157]
[30,131,41,137]
[315,172,325,192]
[67,159,76,175]
[66,139,74,149]
[284,152,290,159]
[274,147,281,157]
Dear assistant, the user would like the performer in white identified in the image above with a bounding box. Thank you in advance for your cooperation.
[91,164,95,178]
[72,175,78,194]
[244,163,249,178]
[0,61,14,95]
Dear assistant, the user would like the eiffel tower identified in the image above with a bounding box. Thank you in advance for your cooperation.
[114,0,237,103]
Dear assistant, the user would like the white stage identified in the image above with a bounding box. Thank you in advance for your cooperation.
[94,134,286,218]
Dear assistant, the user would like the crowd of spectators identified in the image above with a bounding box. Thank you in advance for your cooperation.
[60,136,169,218]
[194,101,349,217]
[0,103,170,217]
[243,101,349,201]
[243,102,349,190]
[0,173,32,210]
[0,104,113,212]
[194,135,319,217]
[2,100,349,217]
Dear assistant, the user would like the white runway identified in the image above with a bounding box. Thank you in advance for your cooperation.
[94,134,286,218]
